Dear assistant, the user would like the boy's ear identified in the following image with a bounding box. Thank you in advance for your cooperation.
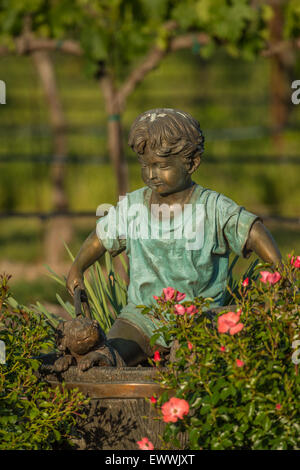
[187,155,201,174]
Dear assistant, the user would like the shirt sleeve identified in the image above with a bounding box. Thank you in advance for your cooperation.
[213,193,261,258]
[96,196,127,257]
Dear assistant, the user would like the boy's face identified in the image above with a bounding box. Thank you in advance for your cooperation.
[138,145,198,196]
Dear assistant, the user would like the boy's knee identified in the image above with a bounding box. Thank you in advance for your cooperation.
[107,338,147,366]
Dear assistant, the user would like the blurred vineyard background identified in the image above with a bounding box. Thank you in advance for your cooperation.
[0,0,299,309]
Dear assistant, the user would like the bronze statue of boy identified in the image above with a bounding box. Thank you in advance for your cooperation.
[66,108,282,367]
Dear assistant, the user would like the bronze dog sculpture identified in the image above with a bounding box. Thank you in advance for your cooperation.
[53,288,125,372]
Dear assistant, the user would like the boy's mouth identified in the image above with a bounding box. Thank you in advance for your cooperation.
[148,181,163,187]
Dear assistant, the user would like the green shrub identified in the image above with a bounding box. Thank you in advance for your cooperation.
[0,274,89,450]
[143,255,300,450]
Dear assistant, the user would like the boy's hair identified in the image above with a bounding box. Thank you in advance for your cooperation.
[128,108,205,167]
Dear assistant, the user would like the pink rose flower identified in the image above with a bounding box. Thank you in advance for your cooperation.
[137,437,154,450]
[185,305,198,315]
[260,271,281,285]
[163,287,176,301]
[289,254,300,267]
[291,255,300,268]
[217,311,244,335]
[156,288,186,303]
[242,277,249,287]
[260,271,271,283]
[161,397,189,423]
[174,304,186,315]
[236,359,244,367]
[187,341,193,351]
[153,350,161,363]
[175,291,186,302]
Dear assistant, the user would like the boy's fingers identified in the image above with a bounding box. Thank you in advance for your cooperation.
[67,280,78,297]
[68,287,74,297]
[66,272,84,297]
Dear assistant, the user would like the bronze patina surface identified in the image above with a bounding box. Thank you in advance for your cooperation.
[65,108,282,368]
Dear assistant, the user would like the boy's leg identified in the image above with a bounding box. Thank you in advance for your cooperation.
[107,318,168,366]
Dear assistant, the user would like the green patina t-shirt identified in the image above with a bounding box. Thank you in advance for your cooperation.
[96,184,259,347]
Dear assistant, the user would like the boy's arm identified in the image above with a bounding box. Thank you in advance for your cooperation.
[243,220,282,268]
[66,229,106,296]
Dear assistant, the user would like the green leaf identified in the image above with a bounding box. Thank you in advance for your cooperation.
[150,333,161,347]
[29,408,39,420]
[189,428,200,448]
[52,429,61,441]
[211,389,220,406]
[264,416,271,432]
[200,404,211,415]
[248,402,255,419]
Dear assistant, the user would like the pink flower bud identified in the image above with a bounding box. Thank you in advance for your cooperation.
[153,350,161,362]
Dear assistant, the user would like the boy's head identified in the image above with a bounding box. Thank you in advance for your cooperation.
[128,108,205,195]
[128,108,204,166]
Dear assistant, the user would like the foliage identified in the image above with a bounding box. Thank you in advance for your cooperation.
[285,0,300,39]
[225,254,259,305]
[143,255,300,450]
[2,1,300,77]
[33,244,128,333]
[0,273,89,450]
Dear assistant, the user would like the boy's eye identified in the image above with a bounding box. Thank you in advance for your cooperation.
[138,160,170,169]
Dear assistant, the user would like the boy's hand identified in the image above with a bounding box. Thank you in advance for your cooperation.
[66,266,85,297]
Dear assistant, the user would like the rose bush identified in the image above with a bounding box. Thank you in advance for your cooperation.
[141,255,300,450]
[0,274,89,450]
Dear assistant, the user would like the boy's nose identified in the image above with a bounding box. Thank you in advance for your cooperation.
[148,166,156,179]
